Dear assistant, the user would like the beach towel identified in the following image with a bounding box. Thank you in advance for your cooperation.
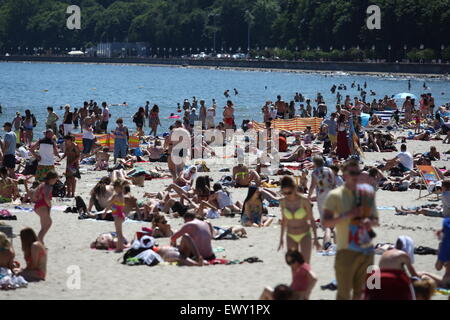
[414,246,438,255]
[0,210,17,220]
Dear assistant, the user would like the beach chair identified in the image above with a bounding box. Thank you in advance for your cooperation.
[417,165,443,200]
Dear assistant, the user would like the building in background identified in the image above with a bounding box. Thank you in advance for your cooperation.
[95,42,149,58]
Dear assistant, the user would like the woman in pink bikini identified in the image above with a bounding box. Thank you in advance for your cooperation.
[33,171,58,244]
[104,179,128,252]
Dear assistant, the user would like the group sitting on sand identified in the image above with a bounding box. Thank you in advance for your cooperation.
[1,86,450,300]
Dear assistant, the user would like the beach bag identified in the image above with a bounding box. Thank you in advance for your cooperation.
[31,114,37,127]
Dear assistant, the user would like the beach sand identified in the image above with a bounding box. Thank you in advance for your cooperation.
[1,138,449,300]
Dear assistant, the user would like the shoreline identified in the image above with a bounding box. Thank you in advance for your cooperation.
[1,56,450,79]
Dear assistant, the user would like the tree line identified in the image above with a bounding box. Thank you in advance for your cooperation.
[0,0,449,61]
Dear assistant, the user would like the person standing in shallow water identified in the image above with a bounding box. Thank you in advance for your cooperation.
[149,105,161,137]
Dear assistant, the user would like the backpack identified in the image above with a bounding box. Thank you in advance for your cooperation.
[52,180,66,198]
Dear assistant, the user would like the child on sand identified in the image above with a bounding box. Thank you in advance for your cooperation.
[104,179,128,252]
[33,171,58,243]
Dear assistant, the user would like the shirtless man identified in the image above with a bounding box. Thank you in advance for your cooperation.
[317,104,328,118]
[165,123,191,181]
[155,233,205,266]
[147,139,165,162]
[378,236,419,277]
[79,103,89,133]
[366,236,419,300]
[223,100,235,130]
[170,212,216,261]
[275,95,286,119]
[232,163,261,187]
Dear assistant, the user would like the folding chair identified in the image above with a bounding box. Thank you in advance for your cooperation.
[417,165,443,200]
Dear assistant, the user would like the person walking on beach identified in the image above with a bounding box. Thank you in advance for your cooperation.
[279,176,320,264]
[149,105,161,136]
[2,122,17,178]
[323,159,379,300]
[309,156,336,248]
[45,107,59,134]
[30,129,59,182]
[33,171,58,244]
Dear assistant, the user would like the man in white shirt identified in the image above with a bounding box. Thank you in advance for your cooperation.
[381,144,413,172]
[101,102,110,133]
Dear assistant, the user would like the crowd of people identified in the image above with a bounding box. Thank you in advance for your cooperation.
[0,81,449,300]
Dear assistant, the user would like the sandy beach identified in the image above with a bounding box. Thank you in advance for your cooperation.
[0,137,449,300]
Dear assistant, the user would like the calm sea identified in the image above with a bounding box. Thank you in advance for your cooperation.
[0,62,449,137]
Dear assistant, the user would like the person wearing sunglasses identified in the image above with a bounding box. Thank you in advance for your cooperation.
[278,176,320,264]
[152,213,173,238]
[322,159,379,300]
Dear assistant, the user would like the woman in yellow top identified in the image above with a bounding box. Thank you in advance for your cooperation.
[278,176,321,263]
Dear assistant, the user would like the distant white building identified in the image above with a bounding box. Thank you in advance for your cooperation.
[96,42,149,58]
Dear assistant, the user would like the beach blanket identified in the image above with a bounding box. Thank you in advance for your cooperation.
[252,118,323,133]
[0,268,28,290]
